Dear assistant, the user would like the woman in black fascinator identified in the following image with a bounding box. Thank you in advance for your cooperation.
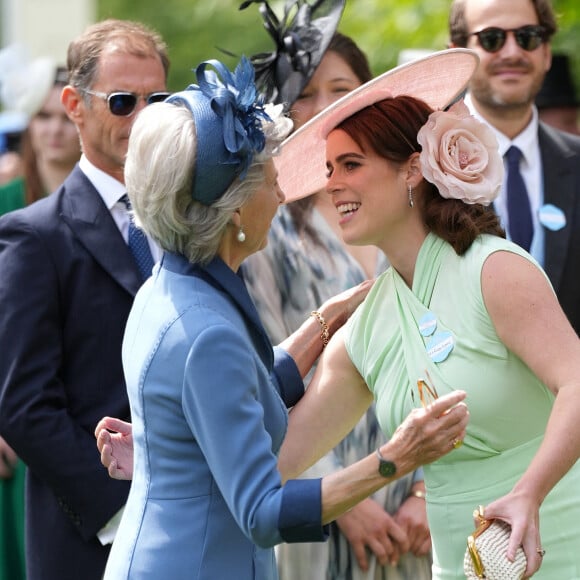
[240,2,434,579]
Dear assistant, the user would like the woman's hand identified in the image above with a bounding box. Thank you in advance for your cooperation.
[94,417,134,480]
[279,279,374,379]
[318,278,374,336]
[483,493,543,578]
[386,390,469,472]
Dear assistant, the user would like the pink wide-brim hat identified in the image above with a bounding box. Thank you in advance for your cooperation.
[274,48,480,202]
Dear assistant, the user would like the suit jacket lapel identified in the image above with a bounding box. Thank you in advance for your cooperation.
[60,166,143,296]
[539,123,577,291]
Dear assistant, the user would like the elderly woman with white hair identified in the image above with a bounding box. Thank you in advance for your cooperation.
[100,57,468,580]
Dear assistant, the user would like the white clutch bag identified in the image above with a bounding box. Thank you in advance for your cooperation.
[463,506,527,580]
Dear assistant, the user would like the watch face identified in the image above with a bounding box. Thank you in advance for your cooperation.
[378,459,396,478]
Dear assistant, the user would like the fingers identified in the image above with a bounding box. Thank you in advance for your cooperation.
[427,390,467,416]
[94,416,132,438]
[521,532,544,578]
[351,540,370,571]
[99,437,113,469]
[366,534,401,568]
[415,535,432,557]
[96,428,111,454]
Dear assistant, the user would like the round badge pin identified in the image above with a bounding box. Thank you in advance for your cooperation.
[426,330,454,363]
[418,312,437,337]
[538,204,566,231]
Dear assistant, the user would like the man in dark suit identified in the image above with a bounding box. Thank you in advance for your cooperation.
[0,19,170,580]
[448,0,580,335]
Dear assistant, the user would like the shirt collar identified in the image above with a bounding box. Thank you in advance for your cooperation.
[79,154,126,209]
[463,93,540,163]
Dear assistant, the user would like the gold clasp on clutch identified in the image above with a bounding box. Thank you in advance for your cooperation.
[467,534,486,578]
[467,506,491,578]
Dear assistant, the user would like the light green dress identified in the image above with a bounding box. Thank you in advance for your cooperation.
[244,205,431,580]
[344,233,580,580]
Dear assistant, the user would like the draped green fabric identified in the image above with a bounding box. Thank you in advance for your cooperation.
[345,233,580,579]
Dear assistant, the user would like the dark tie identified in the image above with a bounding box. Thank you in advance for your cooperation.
[120,194,154,281]
[505,146,533,251]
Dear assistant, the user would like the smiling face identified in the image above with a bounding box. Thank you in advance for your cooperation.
[325,129,412,248]
[289,50,363,131]
[463,0,551,116]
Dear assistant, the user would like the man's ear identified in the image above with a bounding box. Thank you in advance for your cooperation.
[61,85,84,124]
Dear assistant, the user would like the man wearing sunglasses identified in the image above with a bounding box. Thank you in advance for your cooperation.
[0,19,170,580]
[449,0,580,336]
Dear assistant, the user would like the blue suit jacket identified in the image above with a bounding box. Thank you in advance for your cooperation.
[538,122,580,335]
[104,253,326,580]
[0,165,139,580]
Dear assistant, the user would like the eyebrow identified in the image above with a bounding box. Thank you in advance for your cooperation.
[326,151,365,170]
[335,152,365,162]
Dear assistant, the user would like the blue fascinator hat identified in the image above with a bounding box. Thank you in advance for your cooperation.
[166,57,270,205]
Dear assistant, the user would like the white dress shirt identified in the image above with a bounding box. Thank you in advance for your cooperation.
[78,155,162,262]
[464,93,546,266]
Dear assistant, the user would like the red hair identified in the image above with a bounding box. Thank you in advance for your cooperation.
[336,95,504,255]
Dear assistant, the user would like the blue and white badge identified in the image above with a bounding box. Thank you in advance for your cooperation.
[538,204,566,231]
[418,312,437,337]
[426,330,454,363]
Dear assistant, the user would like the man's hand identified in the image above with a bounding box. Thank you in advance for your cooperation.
[336,497,410,570]
[393,492,431,556]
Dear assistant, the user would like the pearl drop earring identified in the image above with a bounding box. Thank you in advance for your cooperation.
[237,227,246,243]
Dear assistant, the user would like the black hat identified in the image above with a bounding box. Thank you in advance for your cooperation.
[536,54,580,109]
[240,0,345,109]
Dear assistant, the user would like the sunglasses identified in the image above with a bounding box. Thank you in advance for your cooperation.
[415,370,439,408]
[469,25,547,53]
[83,89,171,116]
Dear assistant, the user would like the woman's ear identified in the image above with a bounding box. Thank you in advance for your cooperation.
[406,152,423,189]
[231,208,242,228]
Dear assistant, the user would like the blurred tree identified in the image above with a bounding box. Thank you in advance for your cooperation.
[97,0,580,93]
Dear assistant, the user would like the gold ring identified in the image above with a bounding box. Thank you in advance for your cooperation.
[452,438,463,450]
[537,548,546,557]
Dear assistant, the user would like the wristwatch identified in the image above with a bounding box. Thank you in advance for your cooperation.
[376,448,397,478]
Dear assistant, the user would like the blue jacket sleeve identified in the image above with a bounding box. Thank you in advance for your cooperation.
[182,323,326,548]
[272,346,304,408]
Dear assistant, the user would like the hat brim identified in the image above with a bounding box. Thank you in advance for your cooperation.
[275,48,480,203]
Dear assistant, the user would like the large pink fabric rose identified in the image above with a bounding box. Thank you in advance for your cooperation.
[417,100,503,206]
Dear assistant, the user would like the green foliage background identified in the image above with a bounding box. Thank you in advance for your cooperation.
[97,0,580,95]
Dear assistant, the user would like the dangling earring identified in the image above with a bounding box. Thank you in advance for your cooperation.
[237,226,246,243]
[407,185,414,208]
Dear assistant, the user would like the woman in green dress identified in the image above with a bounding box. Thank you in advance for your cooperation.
[275,50,580,579]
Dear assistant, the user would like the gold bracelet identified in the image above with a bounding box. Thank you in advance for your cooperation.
[410,489,426,500]
[310,310,330,349]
